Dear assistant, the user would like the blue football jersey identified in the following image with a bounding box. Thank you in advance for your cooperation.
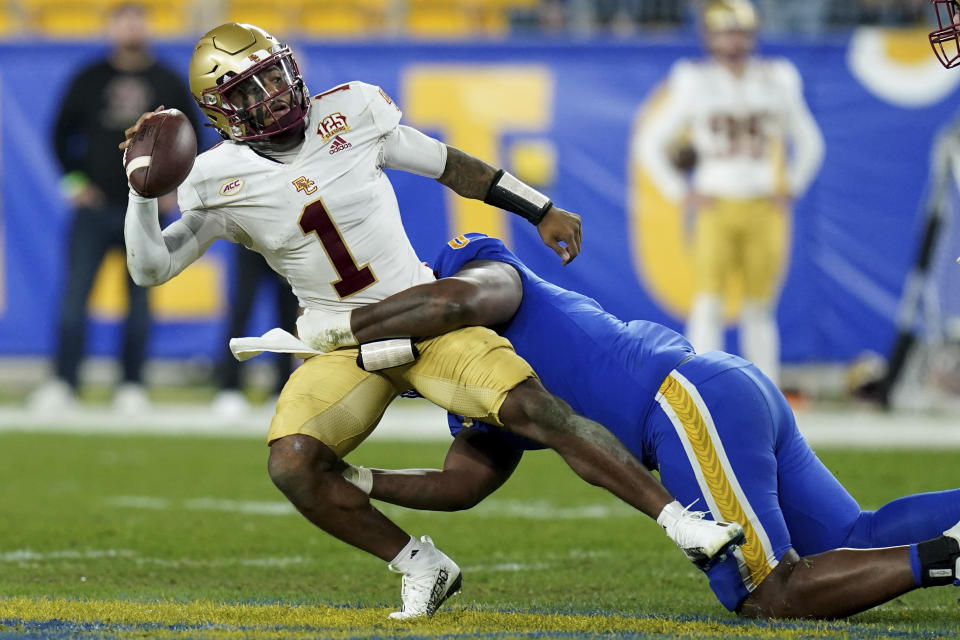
[434,233,694,460]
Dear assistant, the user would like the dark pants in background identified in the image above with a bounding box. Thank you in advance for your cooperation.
[217,247,300,395]
[55,205,149,389]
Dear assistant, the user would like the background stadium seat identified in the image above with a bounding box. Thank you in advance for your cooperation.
[226,0,295,37]
[28,0,105,38]
[298,0,387,38]
[405,0,504,38]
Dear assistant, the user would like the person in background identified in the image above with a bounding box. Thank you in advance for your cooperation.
[29,2,200,413]
[212,248,300,418]
[639,0,824,387]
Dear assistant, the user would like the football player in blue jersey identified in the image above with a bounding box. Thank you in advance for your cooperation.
[311,232,960,619]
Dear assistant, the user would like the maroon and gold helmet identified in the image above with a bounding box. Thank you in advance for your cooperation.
[189,23,309,142]
[930,0,960,68]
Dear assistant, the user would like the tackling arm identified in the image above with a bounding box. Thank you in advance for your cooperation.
[350,260,522,344]
[298,259,522,352]
[358,428,523,511]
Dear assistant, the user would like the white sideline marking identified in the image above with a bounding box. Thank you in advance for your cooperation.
[1,403,958,449]
[0,400,450,441]
[107,494,631,521]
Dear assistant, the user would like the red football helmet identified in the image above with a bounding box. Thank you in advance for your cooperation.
[930,0,960,68]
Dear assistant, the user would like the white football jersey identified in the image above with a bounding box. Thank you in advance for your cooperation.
[640,57,824,201]
[177,81,435,314]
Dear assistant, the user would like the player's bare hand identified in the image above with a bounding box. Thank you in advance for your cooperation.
[119,106,165,151]
[72,183,106,210]
[537,206,582,265]
[771,193,793,211]
[684,191,717,212]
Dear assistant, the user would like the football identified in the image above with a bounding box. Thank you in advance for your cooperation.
[124,108,197,198]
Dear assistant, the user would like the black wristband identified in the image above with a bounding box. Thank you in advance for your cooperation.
[483,169,553,226]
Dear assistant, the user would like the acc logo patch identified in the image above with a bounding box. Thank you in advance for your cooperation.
[317,112,349,142]
[219,178,244,197]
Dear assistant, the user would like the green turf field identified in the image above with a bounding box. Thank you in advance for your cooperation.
[0,431,957,638]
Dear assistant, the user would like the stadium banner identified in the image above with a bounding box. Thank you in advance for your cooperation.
[1,32,958,363]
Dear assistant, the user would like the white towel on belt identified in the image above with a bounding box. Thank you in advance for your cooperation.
[229,328,324,362]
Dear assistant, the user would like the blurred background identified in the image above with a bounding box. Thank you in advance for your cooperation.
[1,0,960,426]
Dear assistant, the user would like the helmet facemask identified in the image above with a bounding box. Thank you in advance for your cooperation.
[930,0,960,68]
[199,48,309,147]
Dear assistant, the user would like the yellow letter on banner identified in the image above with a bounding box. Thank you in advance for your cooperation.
[89,250,224,320]
[627,85,699,320]
[402,66,553,243]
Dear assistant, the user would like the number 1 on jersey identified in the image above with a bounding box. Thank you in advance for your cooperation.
[299,198,377,299]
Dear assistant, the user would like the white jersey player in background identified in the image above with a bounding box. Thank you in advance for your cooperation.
[640,0,824,386]
[121,23,746,619]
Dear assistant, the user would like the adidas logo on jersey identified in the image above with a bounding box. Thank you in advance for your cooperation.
[329,135,352,155]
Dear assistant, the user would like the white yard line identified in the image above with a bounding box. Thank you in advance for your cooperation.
[0,547,312,569]
[105,495,297,517]
[462,561,553,572]
[0,549,136,562]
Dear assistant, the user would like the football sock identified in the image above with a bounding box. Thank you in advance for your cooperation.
[845,489,960,548]
[656,500,686,531]
[389,536,425,571]
[912,534,960,587]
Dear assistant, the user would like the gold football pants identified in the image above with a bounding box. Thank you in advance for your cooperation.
[694,197,788,302]
[268,326,535,457]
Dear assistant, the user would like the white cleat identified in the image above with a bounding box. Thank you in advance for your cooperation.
[388,536,462,620]
[27,379,77,414]
[112,383,151,415]
[211,389,252,419]
[664,508,746,570]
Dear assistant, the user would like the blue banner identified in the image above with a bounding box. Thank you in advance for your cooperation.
[2,32,958,363]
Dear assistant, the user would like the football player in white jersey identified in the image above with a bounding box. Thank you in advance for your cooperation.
[121,23,745,619]
[640,0,825,386]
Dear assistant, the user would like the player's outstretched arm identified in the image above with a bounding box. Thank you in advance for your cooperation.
[346,429,523,511]
[380,125,580,264]
[438,147,581,264]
